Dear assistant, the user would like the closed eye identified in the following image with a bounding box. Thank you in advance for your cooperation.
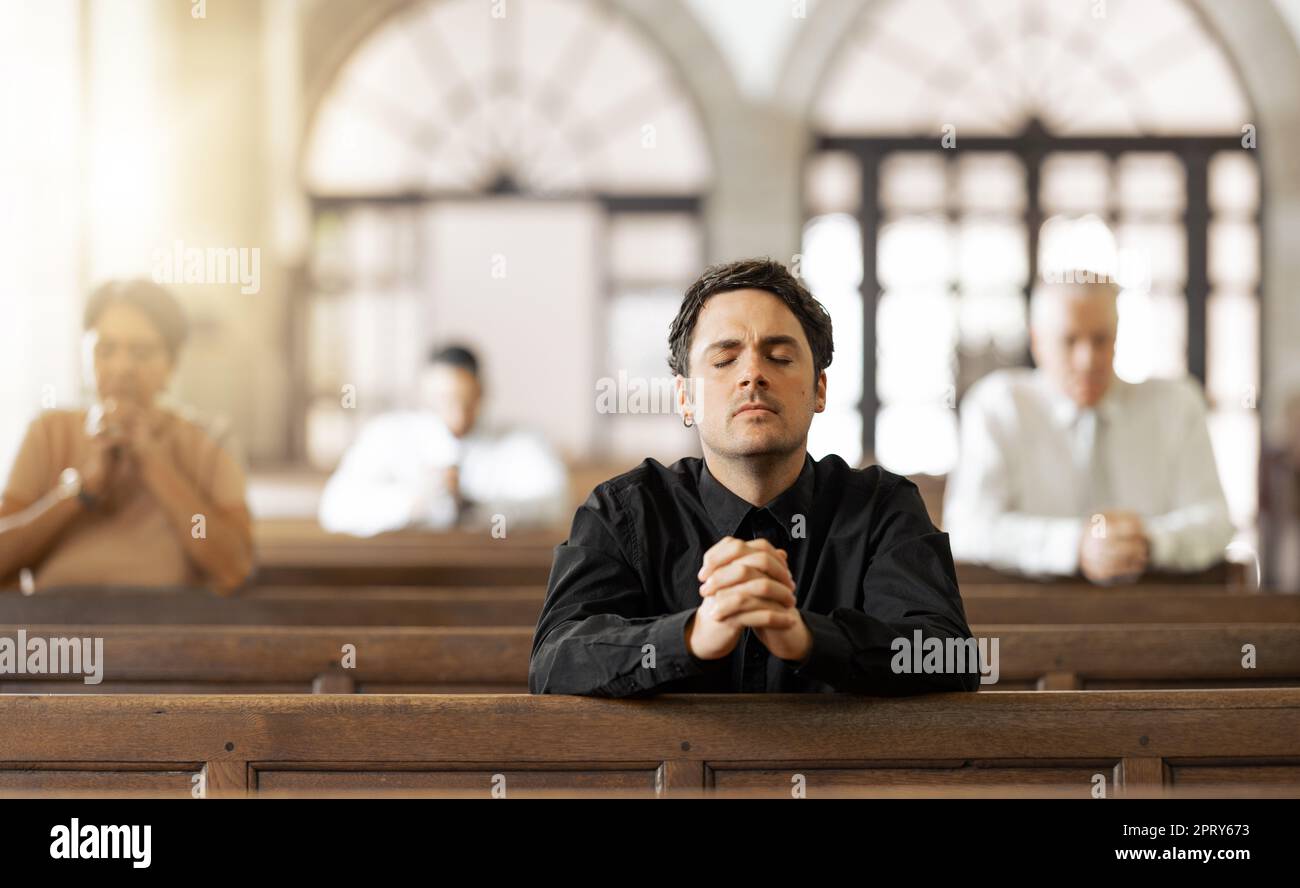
[715,356,792,368]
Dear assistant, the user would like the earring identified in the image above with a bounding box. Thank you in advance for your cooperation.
[683,414,694,428]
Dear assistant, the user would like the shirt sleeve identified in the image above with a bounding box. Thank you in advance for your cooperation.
[317,420,424,537]
[529,485,723,696]
[943,385,1084,576]
[793,475,982,695]
[1143,379,1235,571]
[200,429,254,548]
[474,432,569,529]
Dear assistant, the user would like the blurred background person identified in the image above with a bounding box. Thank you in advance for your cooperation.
[318,344,568,537]
[0,279,253,592]
[943,275,1234,584]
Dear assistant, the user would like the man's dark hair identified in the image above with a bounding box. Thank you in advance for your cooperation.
[667,258,833,379]
[83,278,189,360]
[428,343,480,378]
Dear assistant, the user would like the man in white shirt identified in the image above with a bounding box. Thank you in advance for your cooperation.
[943,275,1233,583]
[318,345,569,537]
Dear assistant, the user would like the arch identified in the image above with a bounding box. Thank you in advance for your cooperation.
[809,0,1254,136]
[296,0,754,200]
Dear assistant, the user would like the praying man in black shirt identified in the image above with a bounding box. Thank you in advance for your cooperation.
[530,258,982,696]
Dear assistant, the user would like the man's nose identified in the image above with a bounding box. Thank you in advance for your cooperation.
[1073,343,1099,372]
[737,351,769,388]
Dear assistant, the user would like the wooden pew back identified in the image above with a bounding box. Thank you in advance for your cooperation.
[6,584,1296,627]
[4,623,1298,694]
[1,690,1297,797]
[252,524,561,586]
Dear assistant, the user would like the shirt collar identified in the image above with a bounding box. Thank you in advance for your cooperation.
[1035,369,1123,429]
[699,452,816,540]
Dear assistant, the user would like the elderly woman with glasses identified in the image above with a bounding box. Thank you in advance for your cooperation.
[0,279,253,592]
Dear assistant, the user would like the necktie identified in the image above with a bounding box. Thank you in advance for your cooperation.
[737,508,790,691]
[1078,409,1111,515]
[747,508,788,551]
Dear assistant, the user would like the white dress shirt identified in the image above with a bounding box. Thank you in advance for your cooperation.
[318,411,569,537]
[942,368,1234,576]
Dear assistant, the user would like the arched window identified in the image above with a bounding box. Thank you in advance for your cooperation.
[800,0,1261,530]
[300,0,712,466]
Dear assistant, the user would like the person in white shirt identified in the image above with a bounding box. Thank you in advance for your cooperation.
[943,275,1233,583]
[317,345,569,537]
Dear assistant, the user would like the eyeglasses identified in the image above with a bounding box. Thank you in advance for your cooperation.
[92,339,166,363]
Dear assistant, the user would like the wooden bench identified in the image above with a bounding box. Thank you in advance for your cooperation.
[254,558,1246,589]
[254,521,1247,589]
[0,690,1297,797]
[985,624,1300,690]
[956,561,1248,587]
[249,514,1254,588]
[4,584,1296,627]
[252,546,557,587]
[4,623,1298,694]
[0,625,531,694]
[0,586,544,627]
[252,523,562,586]
[961,586,1300,624]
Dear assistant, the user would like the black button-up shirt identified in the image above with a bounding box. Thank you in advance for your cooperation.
[529,452,979,696]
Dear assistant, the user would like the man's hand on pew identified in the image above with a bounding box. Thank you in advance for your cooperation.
[1079,510,1151,585]
[687,536,812,663]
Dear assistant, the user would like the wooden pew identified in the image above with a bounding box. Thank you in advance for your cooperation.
[253,519,566,548]
[986,624,1300,690]
[0,586,544,627]
[256,553,1247,589]
[252,516,1250,588]
[252,522,562,586]
[0,690,1297,797]
[4,583,1296,627]
[0,625,532,694]
[252,544,557,587]
[961,586,1300,625]
[4,623,1299,694]
[956,560,1248,587]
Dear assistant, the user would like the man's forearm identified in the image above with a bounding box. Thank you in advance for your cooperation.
[139,457,252,590]
[795,610,981,694]
[1145,503,1234,571]
[530,609,716,696]
[0,493,83,585]
[949,510,1085,576]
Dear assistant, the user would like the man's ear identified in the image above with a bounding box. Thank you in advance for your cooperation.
[814,370,827,413]
[674,373,691,416]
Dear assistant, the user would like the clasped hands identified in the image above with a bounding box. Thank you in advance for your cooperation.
[78,400,175,509]
[1079,509,1150,584]
[685,536,812,664]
